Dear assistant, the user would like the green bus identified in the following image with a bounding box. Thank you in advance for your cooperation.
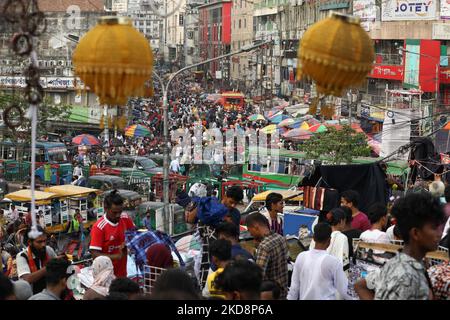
[243,147,409,189]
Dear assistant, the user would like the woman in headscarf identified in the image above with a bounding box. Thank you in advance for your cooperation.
[83,256,116,300]
[146,243,174,269]
[144,243,174,294]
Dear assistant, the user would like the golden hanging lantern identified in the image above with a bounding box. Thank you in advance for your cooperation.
[297,12,374,96]
[72,16,154,106]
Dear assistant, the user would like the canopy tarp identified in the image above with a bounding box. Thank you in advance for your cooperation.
[44,185,101,197]
[5,190,57,203]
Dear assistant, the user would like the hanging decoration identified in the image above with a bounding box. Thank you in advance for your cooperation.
[297,12,375,96]
[72,16,154,106]
[2,0,47,240]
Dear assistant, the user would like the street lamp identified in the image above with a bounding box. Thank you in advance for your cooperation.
[154,40,271,233]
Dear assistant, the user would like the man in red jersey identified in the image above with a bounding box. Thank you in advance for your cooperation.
[89,190,135,277]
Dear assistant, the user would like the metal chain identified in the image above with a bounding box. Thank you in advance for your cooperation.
[2,0,46,130]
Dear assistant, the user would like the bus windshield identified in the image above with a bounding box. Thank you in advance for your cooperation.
[47,148,68,163]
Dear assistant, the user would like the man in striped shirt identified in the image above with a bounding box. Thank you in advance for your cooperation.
[246,213,288,299]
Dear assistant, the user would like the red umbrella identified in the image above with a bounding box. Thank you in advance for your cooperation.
[72,134,101,146]
[324,123,364,133]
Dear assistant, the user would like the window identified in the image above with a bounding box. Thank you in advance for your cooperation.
[239,19,241,29]
[244,19,246,28]
[179,14,184,26]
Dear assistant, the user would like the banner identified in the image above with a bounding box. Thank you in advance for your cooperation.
[369,65,404,81]
[0,76,86,89]
[403,40,421,89]
[353,0,376,21]
[441,0,450,19]
[382,0,437,21]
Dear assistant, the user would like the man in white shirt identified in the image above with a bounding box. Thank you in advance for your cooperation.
[288,223,352,300]
[360,203,390,244]
[170,157,181,173]
[73,163,83,178]
[8,204,19,222]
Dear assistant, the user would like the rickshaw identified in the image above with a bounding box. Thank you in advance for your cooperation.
[87,175,126,190]
[135,201,188,237]
[43,185,104,233]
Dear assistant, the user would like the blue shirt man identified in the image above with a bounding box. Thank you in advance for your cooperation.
[142,212,152,230]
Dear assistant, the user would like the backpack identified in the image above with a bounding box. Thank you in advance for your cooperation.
[193,197,228,227]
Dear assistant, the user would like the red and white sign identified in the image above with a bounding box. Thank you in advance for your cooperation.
[440,68,450,84]
[369,65,404,81]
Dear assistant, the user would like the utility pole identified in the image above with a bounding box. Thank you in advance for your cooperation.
[269,39,273,108]
[153,41,271,234]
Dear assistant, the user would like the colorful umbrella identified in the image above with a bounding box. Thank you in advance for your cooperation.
[261,124,278,134]
[249,114,266,122]
[72,134,101,146]
[269,114,290,124]
[125,124,151,137]
[282,128,312,139]
[300,121,310,130]
[307,118,321,126]
[265,109,282,119]
[324,122,364,133]
[308,124,327,133]
[277,118,296,128]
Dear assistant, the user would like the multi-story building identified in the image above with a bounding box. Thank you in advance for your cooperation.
[199,0,232,88]
[127,1,163,50]
[164,0,187,67]
[230,0,253,92]
[184,0,204,67]
[0,0,106,133]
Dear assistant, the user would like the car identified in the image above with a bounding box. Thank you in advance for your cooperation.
[105,155,163,175]
[103,189,142,220]
[87,175,125,191]
[147,154,164,167]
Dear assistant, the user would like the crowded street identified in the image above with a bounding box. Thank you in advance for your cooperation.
[0,0,449,307]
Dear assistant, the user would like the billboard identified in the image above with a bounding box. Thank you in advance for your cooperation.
[382,0,437,21]
[353,0,376,21]
[442,0,450,19]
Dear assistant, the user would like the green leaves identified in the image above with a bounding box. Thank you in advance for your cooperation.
[0,92,71,141]
[302,125,371,164]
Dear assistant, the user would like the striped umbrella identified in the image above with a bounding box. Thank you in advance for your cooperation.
[249,114,266,122]
[269,114,290,124]
[282,128,312,139]
[277,118,296,128]
[72,134,101,146]
[125,124,151,137]
[308,124,327,133]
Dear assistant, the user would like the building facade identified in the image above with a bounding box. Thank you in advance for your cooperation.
[165,0,187,67]
[199,0,232,87]
[184,0,204,67]
[0,0,106,132]
[230,0,253,92]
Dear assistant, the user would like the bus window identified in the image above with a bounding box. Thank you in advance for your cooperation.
[36,149,45,163]
[226,98,242,105]
[48,151,67,163]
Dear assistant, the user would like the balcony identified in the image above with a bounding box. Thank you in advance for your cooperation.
[374,53,403,66]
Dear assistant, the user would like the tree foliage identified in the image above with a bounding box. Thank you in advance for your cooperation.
[0,92,71,141]
[302,125,371,164]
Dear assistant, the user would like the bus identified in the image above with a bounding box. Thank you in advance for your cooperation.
[243,147,409,189]
[219,92,245,112]
[0,141,73,185]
